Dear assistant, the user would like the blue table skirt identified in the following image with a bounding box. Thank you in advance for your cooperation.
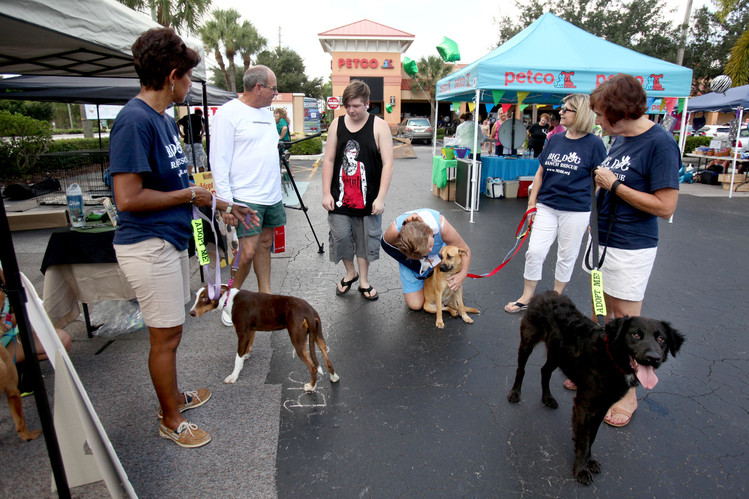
[480,156,539,188]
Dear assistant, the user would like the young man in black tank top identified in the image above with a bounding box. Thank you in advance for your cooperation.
[321,80,394,300]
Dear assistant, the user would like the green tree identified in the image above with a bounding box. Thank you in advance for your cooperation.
[199,9,266,93]
[494,0,680,61]
[0,110,51,176]
[256,47,324,98]
[117,0,212,32]
[412,55,454,110]
[682,6,733,94]
[716,0,749,86]
[0,101,52,122]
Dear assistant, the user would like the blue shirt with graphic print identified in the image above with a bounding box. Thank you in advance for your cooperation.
[597,124,680,250]
[537,132,606,212]
[109,98,192,251]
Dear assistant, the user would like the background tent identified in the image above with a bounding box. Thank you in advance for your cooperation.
[434,12,693,219]
[0,75,237,105]
[685,85,749,197]
[687,84,749,112]
[0,0,206,81]
[436,12,693,104]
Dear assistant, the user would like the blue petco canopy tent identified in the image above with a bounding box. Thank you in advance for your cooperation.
[687,84,749,112]
[436,12,693,104]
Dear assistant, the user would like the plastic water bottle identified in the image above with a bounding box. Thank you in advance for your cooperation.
[66,183,85,227]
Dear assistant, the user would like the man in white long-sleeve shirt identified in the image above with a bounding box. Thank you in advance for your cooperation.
[210,65,285,326]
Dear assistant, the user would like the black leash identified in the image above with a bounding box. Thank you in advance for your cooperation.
[586,170,620,326]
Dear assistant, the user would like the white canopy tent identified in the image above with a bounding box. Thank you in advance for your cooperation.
[0,0,212,496]
[0,0,206,81]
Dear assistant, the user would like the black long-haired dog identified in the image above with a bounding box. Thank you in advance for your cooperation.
[507,290,684,485]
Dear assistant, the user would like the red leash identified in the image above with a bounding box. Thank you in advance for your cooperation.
[467,207,537,279]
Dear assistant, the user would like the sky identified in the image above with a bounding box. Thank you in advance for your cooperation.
[209,0,711,82]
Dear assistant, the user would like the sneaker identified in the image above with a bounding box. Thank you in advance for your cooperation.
[221,309,233,327]
[159,421,211,448]
[158,388,211,419]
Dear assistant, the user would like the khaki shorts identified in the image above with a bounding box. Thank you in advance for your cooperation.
[114,238,190,328]
[328,213,382,263]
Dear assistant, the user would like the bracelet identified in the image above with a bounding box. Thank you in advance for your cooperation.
[189,186,196,204]
[610,180,622,195]
[225,204,233,214]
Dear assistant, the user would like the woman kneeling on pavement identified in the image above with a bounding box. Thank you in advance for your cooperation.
[110,28,258,448]
[381,209,471,311]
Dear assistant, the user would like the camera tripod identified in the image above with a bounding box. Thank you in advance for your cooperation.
[279,133,325,253]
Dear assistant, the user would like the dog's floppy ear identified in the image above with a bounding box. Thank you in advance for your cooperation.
[458,248,467,257]
[605,316,629,343]
[660,321,685,357]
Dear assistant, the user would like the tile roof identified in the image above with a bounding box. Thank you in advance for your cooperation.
[319,19,414,38]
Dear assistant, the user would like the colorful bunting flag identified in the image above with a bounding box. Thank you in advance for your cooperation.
[492,90,505,104]
[516,91,529,106]
[467,102,475,112]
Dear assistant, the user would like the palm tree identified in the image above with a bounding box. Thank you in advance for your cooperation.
[717,0,749,85]
[200,10,266,93]
[237,21,267,73]
[413,56,455,110]
[199,18,230,90]
[117,0,212,32]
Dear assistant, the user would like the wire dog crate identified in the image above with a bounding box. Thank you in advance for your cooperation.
[30,149,111,205]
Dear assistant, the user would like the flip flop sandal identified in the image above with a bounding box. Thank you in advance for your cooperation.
[604,406,634,427]
[504,301,528,314]
[336,274,359,295]
[358,285,378,301]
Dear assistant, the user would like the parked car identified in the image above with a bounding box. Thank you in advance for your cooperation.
[402,118,433,144]
[694,125,730,137]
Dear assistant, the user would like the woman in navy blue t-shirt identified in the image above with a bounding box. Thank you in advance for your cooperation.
[110,28,257,448]
[505,94,606,316]
[587,74,680,427]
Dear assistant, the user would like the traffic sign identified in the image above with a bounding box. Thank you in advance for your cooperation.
[327,96,340,110]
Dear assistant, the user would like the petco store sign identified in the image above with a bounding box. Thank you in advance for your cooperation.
[337,57,395,70]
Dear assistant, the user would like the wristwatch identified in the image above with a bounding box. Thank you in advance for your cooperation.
[225,204,233,214]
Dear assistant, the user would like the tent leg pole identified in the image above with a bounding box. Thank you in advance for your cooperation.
[729,106,743,199]
[202,82,210,171]
[0,194,71,498]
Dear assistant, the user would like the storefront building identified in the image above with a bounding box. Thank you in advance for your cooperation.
[319,20,427,129]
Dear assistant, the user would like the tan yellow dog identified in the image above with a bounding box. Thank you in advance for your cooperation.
[423,245,479,328]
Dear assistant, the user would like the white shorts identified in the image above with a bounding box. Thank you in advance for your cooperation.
[582,238,657,301]
[114,238,190,328]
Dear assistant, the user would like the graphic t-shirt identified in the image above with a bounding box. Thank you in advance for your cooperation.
[331,114,383,217]
[597,125,680,250]
[537,133,606,212]
[109,98,192,251]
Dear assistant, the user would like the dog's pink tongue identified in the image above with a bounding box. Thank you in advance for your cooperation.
[636,364,659,389]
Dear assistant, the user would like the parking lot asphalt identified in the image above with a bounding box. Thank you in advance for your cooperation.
[2,144,748,497]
